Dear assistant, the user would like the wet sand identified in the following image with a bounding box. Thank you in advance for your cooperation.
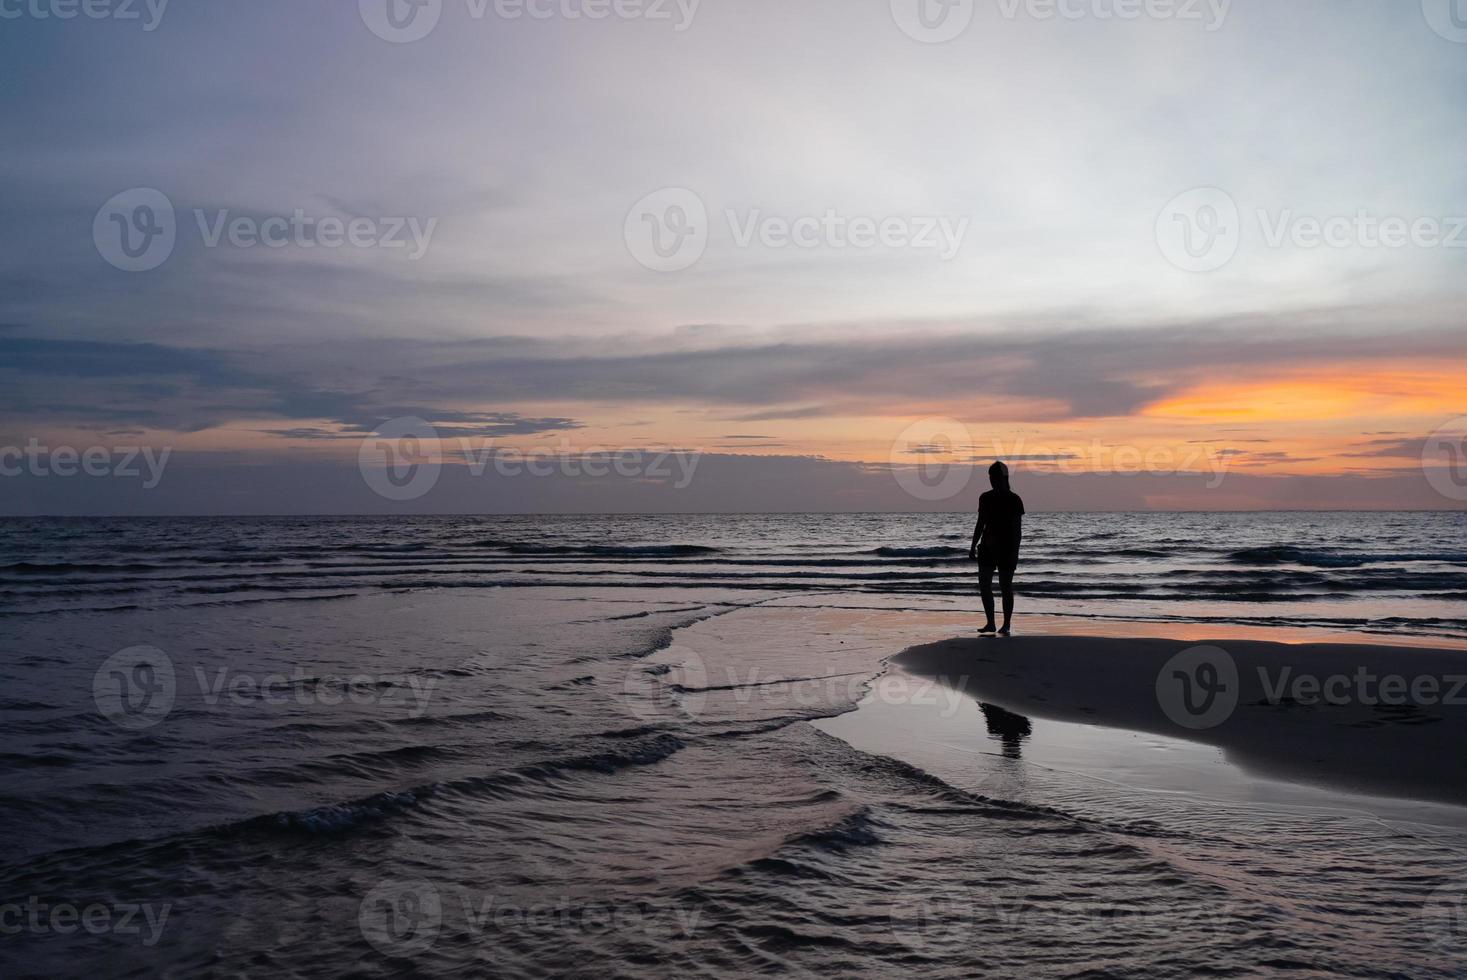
[884,630,1467,807]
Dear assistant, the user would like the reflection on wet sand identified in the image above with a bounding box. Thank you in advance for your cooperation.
[898,635,1467,807]
[980,702,1032,759]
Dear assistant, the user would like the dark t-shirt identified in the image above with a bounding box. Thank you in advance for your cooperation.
[976,489,1025,568]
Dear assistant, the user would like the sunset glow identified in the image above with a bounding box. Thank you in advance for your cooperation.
[1,2,1463,512]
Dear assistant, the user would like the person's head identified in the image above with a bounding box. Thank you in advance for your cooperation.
[988,460,1010,490]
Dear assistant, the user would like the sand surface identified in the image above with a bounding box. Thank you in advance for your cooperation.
[892,632,1467,806]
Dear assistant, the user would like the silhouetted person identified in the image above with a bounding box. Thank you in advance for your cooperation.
[980,702,1032,759]
[969,461,1024,634]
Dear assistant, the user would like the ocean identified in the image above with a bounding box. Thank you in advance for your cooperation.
[2,512,1466,977]
[4,512,1465,636]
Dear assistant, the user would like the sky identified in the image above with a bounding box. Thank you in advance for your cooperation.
[1,0,1464,513]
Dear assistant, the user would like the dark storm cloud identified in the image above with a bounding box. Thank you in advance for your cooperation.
[4,316,1463,434]
[395,317,1465,420]
[0,337,243,382]
[0,336,581,436]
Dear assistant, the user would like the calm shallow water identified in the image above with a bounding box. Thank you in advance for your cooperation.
[2,514,1466,977]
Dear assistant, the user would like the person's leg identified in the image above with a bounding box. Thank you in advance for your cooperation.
[979,562,997,632]
[998,566,1015,634]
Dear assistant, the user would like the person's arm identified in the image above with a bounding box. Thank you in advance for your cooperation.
[1014,496,1024,555]
[969,505,985,560]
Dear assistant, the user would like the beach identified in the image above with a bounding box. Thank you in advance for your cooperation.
[885,626,1467,806]
[11,0,1466,973]
[3,514,1467,977]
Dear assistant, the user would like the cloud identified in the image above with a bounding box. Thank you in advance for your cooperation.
[4,315,1463,438]
[323,314,1465,421]
[1222,450,1324,464]
[726,406,831,422]
[0,336,585,437]
[4,1,1464,514]
[2,449,1458,516]
[329,411,583,439]
[1342,437,1430,459]
[962,453,1081,462]
[259,427,351,440]
[1192,437,1272,444]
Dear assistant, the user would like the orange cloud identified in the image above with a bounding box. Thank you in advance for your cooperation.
[1143,363,1466,423]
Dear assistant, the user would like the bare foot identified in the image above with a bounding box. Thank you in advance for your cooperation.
[998,624,1011,635]
[979,622,997,634]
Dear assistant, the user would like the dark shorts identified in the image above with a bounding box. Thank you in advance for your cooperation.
[977,548,1019,573]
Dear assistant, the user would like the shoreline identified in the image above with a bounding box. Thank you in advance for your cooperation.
[861,608,1467,649]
